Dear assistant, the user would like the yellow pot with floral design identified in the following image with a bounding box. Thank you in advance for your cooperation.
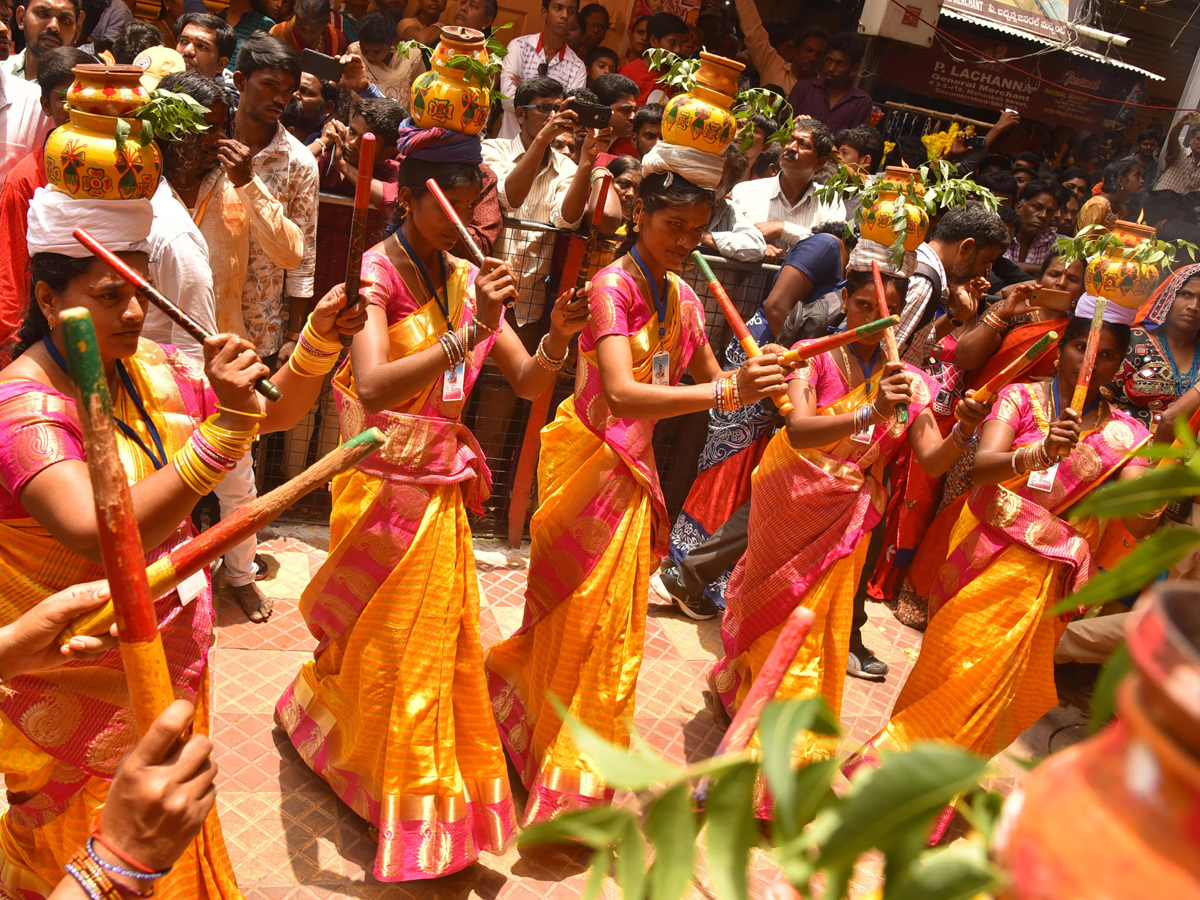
[410,25,491,135]
[1085,220,1160,308]
[661,51,744,154]
[44,111,161,201]
[860,166,929,252]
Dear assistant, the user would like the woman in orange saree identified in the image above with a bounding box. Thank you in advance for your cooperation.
[888,251,1086,629]
[713,261,992,770]
[275,138,590,880]
[0,191,357,899]
[856,317,1154,773]
[484,170,789,823]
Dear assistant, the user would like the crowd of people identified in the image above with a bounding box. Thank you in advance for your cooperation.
[1,0,1200,895]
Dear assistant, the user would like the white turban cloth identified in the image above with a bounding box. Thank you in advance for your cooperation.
[1075,292,1139,325]
[26,185,153,258]
[640,142,725,191]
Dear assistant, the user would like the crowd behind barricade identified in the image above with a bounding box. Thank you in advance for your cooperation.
[2,0,1200,895]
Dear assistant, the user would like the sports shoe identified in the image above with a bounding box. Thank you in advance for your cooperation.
[846,646,889,681]
[652,567,720,621]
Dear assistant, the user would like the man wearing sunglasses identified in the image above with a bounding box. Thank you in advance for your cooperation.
[497,0,585,140]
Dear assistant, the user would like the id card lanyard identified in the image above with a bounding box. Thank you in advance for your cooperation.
[846,343,880,442]
[630,247,671,385]
[394,229,463,401]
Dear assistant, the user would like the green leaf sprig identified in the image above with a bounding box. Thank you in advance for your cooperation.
[398,22,513,99]
[1053,224,1199,269]
[130,88,212,145]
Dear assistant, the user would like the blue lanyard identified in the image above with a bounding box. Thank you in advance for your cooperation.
[394,228,450,324]
[845,342,880,394]
[1051,375,1101,421]
[42,334,168,470]
[630,246,668,343]
[1156,333,1199,396]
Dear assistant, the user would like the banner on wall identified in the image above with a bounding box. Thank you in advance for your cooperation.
[628,0,702,28]
[876,28,1139,131]
[944,0,1071,42]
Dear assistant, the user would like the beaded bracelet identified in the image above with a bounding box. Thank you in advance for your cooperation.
[86,837,166,885]
[288,318,343,378]
[473,315,502,337]
[535,335,569,372]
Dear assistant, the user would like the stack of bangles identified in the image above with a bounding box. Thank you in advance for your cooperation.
[981,308,1008,333]
[1012,440,1054,474]
[713,375,742,413]
[438,327,467,369]
[287,319,343,378]
[535,334,569,372]
[65,833,171,898]
[174,413,260,495]
[951,421,976,449]
[852,402,878,433]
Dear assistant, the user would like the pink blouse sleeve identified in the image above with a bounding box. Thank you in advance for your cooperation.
[586,270,633,343]
[360,251,398,314]
[0,387,85,499]
[986,383,1027,432]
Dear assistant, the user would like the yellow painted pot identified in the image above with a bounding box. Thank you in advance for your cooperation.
[67,63,150,117]
[859,166,929,252]
[1084,219,1159,309]
[44,111,161,201]
[411,25,491,135]
[661,51,744,154]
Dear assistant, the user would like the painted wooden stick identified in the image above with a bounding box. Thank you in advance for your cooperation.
[1155,402,1200,469]
[60,427,386,642]
[60,308,173,736]
[695,605,815,803]
[507,176,612,548]
[1071,296,1107,414]
[426,177,486,267]
[692,251,793,416]
[871,260,907,424]
[339,132,376,348]
[971,330,1059,404]
[73,228,283,403]
[779,316,900,366]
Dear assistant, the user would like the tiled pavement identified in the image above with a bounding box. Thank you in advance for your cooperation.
[7,525,1072,898]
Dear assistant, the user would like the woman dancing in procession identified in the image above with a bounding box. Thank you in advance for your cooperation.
[856,316,1155,771]
[275,125,591,882]
[484,169,789,824]
[0,192,362,898]
[711,249,992,767]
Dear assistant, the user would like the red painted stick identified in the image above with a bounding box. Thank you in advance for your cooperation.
[971,330,1059,405]
[871,260,907,424]
[426,177,486,267]
[1071,296,1107,415]
[506,175,612,548]
[779,316,899,366]
[340,132,376,348]
[692,251,793,415]
[73,228,282,402]
[61,308,172,736]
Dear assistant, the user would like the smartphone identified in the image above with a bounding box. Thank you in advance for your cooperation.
[1029,287,1073,311]
[964,135,986,149]
[566,99,612,130]
[300,48,344,84]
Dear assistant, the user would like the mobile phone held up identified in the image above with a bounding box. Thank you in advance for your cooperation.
[566,98,612,131]
[1029,287,1073,311]
[300,48,344,84]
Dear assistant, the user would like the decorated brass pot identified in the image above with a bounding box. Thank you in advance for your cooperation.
[1084,219,1160,309]
[661,51,744,154]
[44,111,161,201]
[859,166,929,252]
[410,25,491,136]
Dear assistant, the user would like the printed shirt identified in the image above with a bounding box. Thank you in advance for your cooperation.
[1154,147,1200,195]
[729,174,843,250]
[497,33,586,140]
[1005,226,1059,267]
[482,134,582,324]
[240,124,318,356]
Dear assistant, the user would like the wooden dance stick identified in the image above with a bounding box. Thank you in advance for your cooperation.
[970,331,1059,405]
[778,316,900,366]
[1155,403,1200,469]
[426,177,486,267]
[61,308,173,736]
[339,132,376,348]
[59,427,387,643]
[506,175,612,548]
[691,251,793,416]
[1071,296,1107,415]
[73,228,283,403]
[696,605,815,804]
[871,260,907,425]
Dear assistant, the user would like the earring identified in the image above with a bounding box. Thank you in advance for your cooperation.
[47,313,57,330]
[633,219,641,232]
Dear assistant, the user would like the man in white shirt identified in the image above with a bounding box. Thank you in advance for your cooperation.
[730,118,842,260]
[0,69,50,188]
[497,0,584,140]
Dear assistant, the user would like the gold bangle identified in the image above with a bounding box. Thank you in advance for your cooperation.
[214,404,266,420]
[301,317,342,353]
[174,442,227,495]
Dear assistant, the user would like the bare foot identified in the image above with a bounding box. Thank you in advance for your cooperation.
[706,669,732,730]
[230,582,274,623]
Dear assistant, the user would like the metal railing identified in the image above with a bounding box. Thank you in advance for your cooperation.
[254,199,782,538]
